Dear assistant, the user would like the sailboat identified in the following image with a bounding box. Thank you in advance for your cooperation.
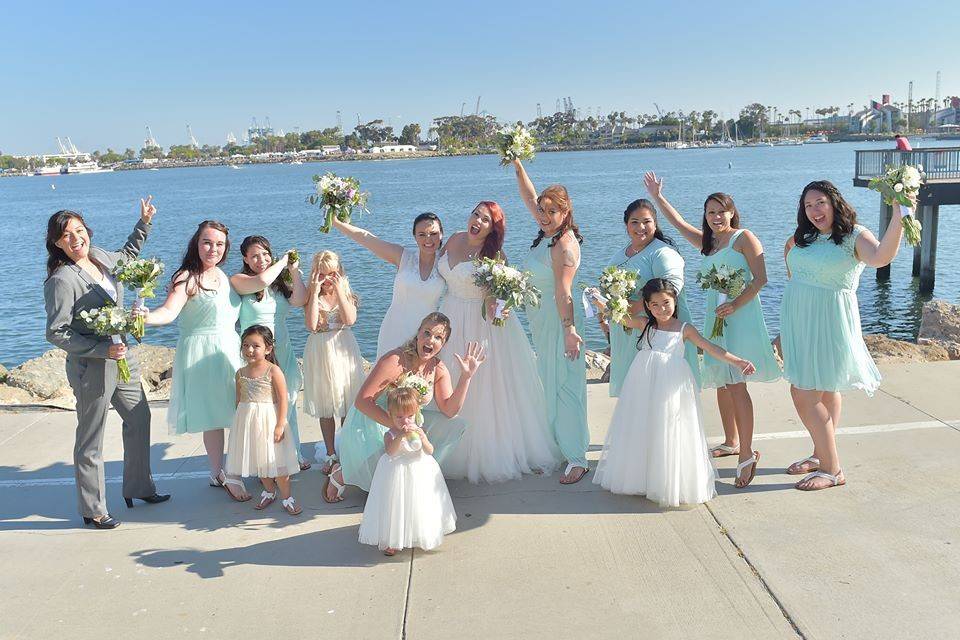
[666,121,689,149]
[744,119,774,147]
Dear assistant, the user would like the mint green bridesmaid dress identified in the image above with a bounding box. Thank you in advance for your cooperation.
[240,288,304,460]
[698,229,781,388]
[524,239,589,469]
[780,225,880,394]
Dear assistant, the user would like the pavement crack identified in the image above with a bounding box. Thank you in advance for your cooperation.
[704,503,807,640]
[401,548,415,639]
[877,388,960,433]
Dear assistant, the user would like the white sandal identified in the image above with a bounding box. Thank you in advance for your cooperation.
[282,496,302,515]
[217,471,251,502]
[254,490,276,510]
[322,464,346,503]
[318,453,339,474]
[796,469,845,491]
[787,456,820,475]
[710,443,740,458]
[560,463,589,485]
[735,451,760,488]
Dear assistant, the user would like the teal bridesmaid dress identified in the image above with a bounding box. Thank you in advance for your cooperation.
[168,283,243,433]
[780,224,880,394]
[605,239,701,396]
[240,288,304,461]
[337,388,467,491]
[698,229,781,388]
[524,239,589,469]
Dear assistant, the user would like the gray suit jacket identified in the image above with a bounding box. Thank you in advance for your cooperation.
[44,219,152,375]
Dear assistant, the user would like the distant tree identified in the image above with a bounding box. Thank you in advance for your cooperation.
[167,145,200,161]
[399,123,421,146]
[140,146,164,160]
[343,133,363,150]
[123,148,137,160]
[354,120,393,146]
[99,148,124,164]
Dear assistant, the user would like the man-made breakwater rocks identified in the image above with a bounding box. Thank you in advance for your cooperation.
[3,300,958,409]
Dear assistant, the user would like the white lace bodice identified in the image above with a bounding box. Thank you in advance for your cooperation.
[438,254,484,301]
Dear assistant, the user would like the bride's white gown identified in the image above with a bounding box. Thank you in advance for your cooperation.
[437,254,561,484]
[377,247,446,358]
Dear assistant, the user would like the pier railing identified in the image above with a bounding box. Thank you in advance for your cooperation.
[855,147,960,182]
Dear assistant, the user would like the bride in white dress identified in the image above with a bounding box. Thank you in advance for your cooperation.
[437,201,561,484]
[332,214,446,357]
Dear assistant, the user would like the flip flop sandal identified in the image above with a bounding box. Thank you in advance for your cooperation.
[787,456,820,475]
[735,451,760,488]
[710,444,740,458]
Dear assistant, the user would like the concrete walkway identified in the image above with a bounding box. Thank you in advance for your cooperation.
[2,361,959,640]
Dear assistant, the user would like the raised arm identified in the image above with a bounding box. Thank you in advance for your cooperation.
[332,217,403,266]
[550,234,584,360]
[144,275,190,326]
[229,252,289,295]
[303,269,323,332]
[332,272,358,326]
[102,197,156,264]
[286,256,308,307]
[644,171,704,249]
[434,343,485,417]
[855,206,907,268]
[512,159,540,220]
[715,231,767,320]
[622,299,650,330]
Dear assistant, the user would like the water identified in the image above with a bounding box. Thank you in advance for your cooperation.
[4,141,959,368]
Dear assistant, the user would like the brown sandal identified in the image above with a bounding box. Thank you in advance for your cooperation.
[218,471,251,502]
[254,491,276,510]
[735,451,760,488]
[559,463,589,485]
[281,496,302,515]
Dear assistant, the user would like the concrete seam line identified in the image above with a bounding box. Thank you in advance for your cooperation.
[704,503,807,640]
[402,547,415,640]
[0,413,48,447]
[876,388,960,433]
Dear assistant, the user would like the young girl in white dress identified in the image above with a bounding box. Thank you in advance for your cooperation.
[593,278,756,507]
[225,325,302,515]
[358,386,457,555]
[303,250,366,474]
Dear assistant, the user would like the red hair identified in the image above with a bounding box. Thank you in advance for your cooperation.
[476,201,505,259]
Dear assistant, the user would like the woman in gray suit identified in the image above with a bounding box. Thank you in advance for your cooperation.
[43,197,169,529]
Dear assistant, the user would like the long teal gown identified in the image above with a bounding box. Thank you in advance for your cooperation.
[780,224,880,394]
[240,288,304,461]
[604,239,701,396]
[337,381,467,492]
[168,283,243,433]
[699,229,781,388]
[524,239,589,469]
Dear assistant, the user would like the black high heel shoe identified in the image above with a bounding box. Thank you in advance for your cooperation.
[124,493,171,508]
[82,515,121,529]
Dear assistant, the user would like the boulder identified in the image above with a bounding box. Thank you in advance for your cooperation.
[129,344,174,388]
[584,349,610,382]
[0,362,7,383]
[5,349,72,400]
[0,384,39,405]
[863,334,949,363]
[918,300,960,359]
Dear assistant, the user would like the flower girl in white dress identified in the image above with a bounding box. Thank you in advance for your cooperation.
[593,278,756,507]
[358,387,457,555]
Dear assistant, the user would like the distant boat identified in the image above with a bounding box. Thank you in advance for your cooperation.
[50,184,56,190]
[61,160,112,174]
[774,138,804,146]
[33,165,62,176]
[290,160,303,165]
[805,134,829,144]
[229,164,242,170]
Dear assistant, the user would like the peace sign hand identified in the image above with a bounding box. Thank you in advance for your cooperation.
[453,341,486,379]
[643,172,663,199]
[140,195,157,223]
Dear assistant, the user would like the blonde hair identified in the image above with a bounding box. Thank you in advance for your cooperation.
[387,386,420,417]
[398,312,452,362]
[311,250,358,305]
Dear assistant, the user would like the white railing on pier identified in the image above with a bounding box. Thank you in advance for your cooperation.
[855,148,960,182]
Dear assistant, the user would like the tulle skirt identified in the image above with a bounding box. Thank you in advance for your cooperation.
[358,450,456,551]
[225,402,300,478]
[168,332,243,433]
[302,328,365,418]
[593,350,716,507]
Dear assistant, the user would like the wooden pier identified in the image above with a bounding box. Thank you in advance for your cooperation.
[854,147,960,293]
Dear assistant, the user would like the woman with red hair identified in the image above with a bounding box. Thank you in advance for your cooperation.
[437,201,561,484]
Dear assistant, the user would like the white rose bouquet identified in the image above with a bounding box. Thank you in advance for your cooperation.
[496,124,537,166]
[113,257,164,342]
[309,172,370,233]
[696,265,747,338]
[472,256,541,326]
[868,163,924,246]
[582,266,640,332]
[78,304,134,382]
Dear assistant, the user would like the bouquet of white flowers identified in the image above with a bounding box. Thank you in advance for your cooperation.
[696,265,747,338]
[394,372,432,428]
[113,257,164,342]
[309,173,370,233]
[868,164,924,246]
[78,304,134,382]
[472,256,542,326]
[582,266,640,332]
[496,123,536,166]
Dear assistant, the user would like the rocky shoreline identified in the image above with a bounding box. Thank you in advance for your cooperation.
[3,300,957,410]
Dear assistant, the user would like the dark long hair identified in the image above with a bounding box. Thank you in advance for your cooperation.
[475,200,506,259]
[241,324,278,365]
[701,193,741,256]
[794,180,858,248]
[531,184,584,248]
[413,212,444,251]
[172,220,230,293]
[45,210,88,279]
[239,235,293,302]
[623,199,675,247]
[636,278,679,350]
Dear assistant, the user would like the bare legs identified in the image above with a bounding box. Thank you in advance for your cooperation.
[716,384,758,487]
[715,387,740,453]
[790,387,844,489]
[206,428,248,500]
[319,417,339,473]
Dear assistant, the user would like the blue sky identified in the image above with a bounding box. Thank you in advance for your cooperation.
[2,0,958,155]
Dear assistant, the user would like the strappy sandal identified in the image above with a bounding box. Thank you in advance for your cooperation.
[322,464,346,503]
[559,463,589,485]
[735,451,760,488]
[299,459,312,471]
[319,453,338,475]
[209,474,224,488]
[282,496,302,515]
[795,469,845,491]
[786,456,820,475]
[710,443,740,458]
[383,548,398,556]
[254,490,276,510]
[217,470,251,502]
